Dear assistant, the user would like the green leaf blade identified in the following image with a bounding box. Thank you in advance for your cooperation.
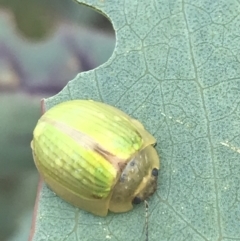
[31,0,240,240]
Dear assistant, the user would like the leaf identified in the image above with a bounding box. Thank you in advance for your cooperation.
[30,0,240,240]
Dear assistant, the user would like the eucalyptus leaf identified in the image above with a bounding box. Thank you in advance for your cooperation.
[30,0,240,240]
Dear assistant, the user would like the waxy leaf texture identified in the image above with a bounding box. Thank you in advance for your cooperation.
[31,1,240,240]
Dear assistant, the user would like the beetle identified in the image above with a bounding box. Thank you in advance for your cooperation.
[31,100,160,216]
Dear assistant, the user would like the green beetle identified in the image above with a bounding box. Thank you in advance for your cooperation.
[31,100,160,216]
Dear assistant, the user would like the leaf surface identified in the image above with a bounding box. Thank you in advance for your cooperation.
[30,1,240,240]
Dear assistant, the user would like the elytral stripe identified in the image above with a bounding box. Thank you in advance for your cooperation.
[40,116,126,172]
[74,104,141,141]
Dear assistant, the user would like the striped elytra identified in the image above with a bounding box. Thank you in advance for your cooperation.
[31,100,160,216]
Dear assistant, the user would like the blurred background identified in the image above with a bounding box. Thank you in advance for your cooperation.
[0,0,115,240]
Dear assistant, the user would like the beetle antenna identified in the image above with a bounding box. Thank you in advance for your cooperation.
[144,200,149,241]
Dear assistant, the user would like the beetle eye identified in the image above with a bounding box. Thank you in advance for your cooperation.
[152,168,158,177]
[132,196,142,204]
